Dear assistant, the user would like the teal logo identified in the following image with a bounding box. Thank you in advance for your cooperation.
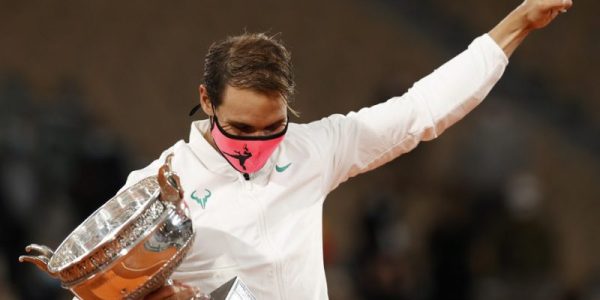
[191,189,211,209]
[275,162,292,173]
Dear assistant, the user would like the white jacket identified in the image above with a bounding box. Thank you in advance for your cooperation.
[119,34,508,299]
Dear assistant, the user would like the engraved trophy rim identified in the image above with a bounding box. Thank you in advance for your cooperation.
[20,153,197,299]
[47,176,161,275]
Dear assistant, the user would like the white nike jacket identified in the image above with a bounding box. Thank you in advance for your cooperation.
[117,34,508,299]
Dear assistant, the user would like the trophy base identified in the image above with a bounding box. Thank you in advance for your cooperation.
[210,277,256,300]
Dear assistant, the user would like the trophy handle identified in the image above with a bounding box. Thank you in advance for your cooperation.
[19,244,58,278]
[158,153,184,205]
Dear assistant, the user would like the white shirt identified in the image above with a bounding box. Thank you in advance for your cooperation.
[119,34,508,299]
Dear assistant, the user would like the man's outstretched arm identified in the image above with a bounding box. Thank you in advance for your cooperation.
[489,0,573,57]
[315,0,573,191]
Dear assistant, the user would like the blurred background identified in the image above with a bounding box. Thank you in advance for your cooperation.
[1,0,598,299]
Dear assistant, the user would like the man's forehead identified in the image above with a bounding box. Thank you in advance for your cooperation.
[218,86,287,124]
[220,86,286,109]
[221,85,283,101]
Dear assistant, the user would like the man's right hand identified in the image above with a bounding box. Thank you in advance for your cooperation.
[144,280,204,300]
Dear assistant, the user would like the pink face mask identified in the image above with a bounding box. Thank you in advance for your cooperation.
[211,116,287,175]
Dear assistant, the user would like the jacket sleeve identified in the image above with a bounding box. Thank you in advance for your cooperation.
[307,34,509,193]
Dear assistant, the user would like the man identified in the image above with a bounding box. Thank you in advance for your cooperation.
[135,0,573,299]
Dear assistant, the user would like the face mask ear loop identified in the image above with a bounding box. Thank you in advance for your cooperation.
[209,102,217,130]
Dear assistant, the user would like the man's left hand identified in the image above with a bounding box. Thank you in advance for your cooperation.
[520,0,573,29]
[489,0,573,57]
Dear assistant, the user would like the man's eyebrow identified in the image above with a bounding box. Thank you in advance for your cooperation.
[265,118,286,128]
[228,121,253,128]
[229,118,286,129]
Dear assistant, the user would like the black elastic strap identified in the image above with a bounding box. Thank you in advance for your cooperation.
[189,104,201,116]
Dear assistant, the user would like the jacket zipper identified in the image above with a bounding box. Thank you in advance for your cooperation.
[241,176,285,299]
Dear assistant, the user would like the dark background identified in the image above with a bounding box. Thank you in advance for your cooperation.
[1,0,599,299]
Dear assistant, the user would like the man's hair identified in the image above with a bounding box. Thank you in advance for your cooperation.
[203,33,296,111]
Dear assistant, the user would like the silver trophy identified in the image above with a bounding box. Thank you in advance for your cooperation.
[19,154,196,299]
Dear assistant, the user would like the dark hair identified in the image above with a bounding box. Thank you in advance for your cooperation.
[203,33,296,111]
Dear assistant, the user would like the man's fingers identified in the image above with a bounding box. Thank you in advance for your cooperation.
[166,285,199,300]
[559,0,573,12]
[548,0,573,12]
[535,0,572,16]
[144,281,201,300]
[145,284,177,300]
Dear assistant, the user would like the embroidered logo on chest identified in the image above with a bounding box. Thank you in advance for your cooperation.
[191,189,211,209]
[275,162,292,173]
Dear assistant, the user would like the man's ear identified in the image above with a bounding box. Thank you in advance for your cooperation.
[198,84,214,116]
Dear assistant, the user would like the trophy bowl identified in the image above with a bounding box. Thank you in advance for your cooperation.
[20,156,195,300]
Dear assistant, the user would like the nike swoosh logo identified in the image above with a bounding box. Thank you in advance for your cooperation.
[275,163,292,173]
